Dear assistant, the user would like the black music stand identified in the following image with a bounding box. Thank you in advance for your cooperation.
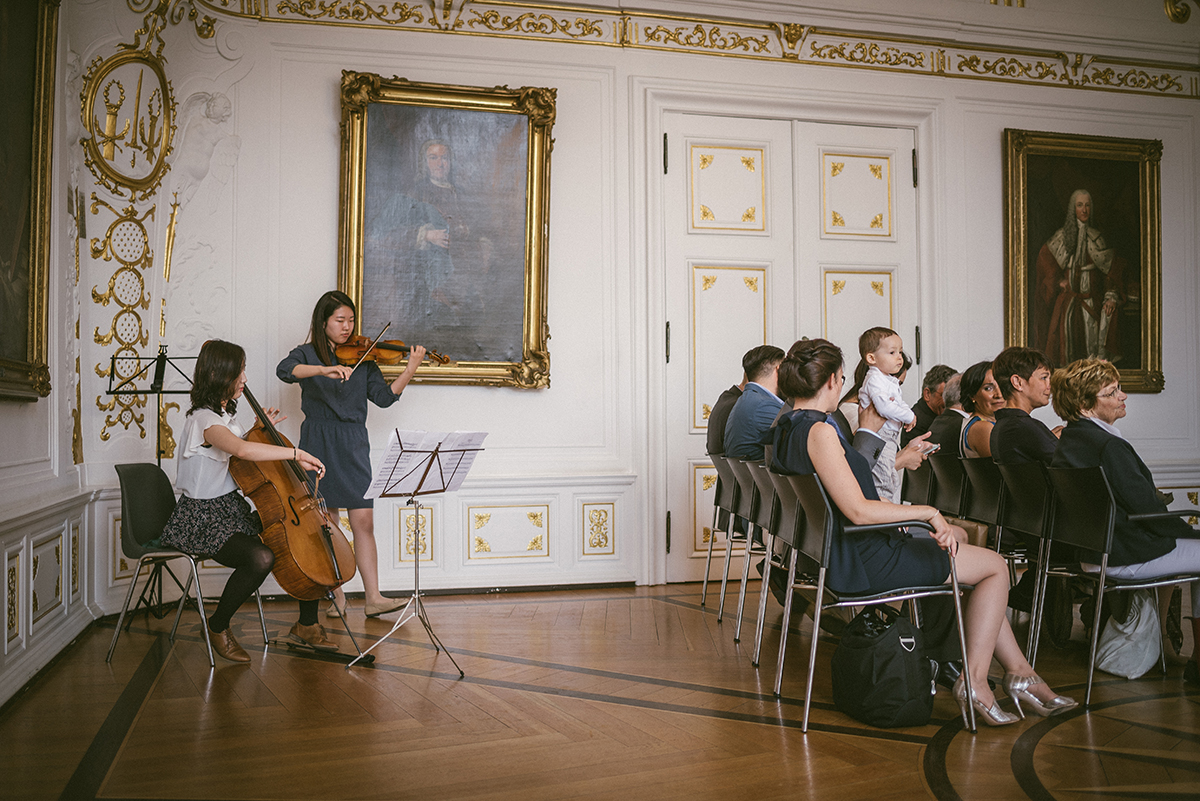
[106,344,195,466]
[348,430,486,673]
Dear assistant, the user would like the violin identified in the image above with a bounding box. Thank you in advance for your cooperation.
[335,334,450,367]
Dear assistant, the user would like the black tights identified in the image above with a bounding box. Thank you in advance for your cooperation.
[207,535,319,631]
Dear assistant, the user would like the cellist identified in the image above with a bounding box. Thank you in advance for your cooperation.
[276,291,425,619]
[160,339,338,662]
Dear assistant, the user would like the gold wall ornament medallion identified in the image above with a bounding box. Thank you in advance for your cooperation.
[701,403,711,420]
[701,275,717,291]
[80,47,177,201]
[701,527,712,544]
[700,205,715,221]
[743,276,758,292]
[741,207,756,222]
[527,534,544,551]
[831,280,845,295]
[699,154,713,169]
[8,563,19,640]
[404,511,429,557]
[871,281,885,296]
[831,162,844,176]
[338,72,554,388]
[474,512,491,529]
[702,474,717,491]
[831,211,845,227]
[869,164,883,179]
[1166,0,1195,23]
[741,156,755,171]
[527,511,544,527]
[72,528,80,595]
[870,213,884,229]
[473,536,492,553]
[587,508,609,549]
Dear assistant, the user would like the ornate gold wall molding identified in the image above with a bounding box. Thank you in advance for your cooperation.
[1166,0,1197,24]
[187,1,1199,99]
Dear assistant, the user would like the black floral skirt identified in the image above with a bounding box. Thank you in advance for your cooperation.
[161,490,263,557]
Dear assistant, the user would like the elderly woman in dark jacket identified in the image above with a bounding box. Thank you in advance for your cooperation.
[1050,358,1200,684]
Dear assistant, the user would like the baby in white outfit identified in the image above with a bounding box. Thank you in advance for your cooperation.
[858,331,915,436]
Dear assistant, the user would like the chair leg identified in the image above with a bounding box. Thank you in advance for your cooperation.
[700,506,720,607]
[107,555,154,663]
[801,568,827,733]
[1084,565,1109,707]
[1027,538,1051,665]
[773,549,800,697]
[734,530,759,642]
[184,557,215,668]
[255,590,269,643]
[751,533,774,666]
[948,554,976,733]
[716,524,739,623]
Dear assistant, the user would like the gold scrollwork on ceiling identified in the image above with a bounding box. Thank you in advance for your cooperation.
[870,214,884,229]
[743,276,758,292]
[701,275,717,290]
[699,154,713,169]
[527,511,544,528]
[587,508,609,549]
[741,156,755,171]
[831,211,845,227]
[830,162,844,177]
[275,0,426,26]
[956,54,1060,82]
[404,511,428,556]
[831,280,845,295]
[90,195,153,441]
[810,40,924,68]
[1087,67,1184,93]
[741,207,756,222]
[700,205,715,221]
[702,474,717,491]
[527,534,544,551]
[473,512,491,529]
[871,281,885,297]
[127,0,215,41]
[468,10,604,40]
[473,536,492,553]
[701,403,711,419]
[869,164,883,179]
[643,23,772,54]
[1166,0,1196,23]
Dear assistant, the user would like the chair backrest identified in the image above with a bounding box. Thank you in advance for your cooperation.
[747,462,781,534]
[709,455,740,516]
[767,469,803,550]
[996,461,1053,539]
[928,452,968,517]
[726,458,760,523]
[1046,465,1115,554]
[787,473,836,567]
[901,460,933,506]
[960,457,1005,526]
[114,463,178,558]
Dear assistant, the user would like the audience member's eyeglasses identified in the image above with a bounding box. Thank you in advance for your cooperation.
[1097,386,1123,399]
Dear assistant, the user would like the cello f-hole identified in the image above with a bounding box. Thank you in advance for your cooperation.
[288,495,302,526]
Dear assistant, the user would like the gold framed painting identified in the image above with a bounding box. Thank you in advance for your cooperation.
[1003,128,1163,392]
[0,0,56,401]
[338,72,555,388]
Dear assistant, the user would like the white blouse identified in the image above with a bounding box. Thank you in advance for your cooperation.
[175,408,243,499]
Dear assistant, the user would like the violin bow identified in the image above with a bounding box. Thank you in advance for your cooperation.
[346,322,392,375]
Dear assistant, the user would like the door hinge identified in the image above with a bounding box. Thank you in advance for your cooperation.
[665,321,671,363]
[914,325,922,365]
[665,511,671,554]
[663,133,669,174]
[912,148,918,188]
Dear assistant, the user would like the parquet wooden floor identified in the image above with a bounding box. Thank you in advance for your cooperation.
[2,583,1198,800]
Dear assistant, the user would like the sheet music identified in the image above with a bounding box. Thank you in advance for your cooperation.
[365,429,487,498]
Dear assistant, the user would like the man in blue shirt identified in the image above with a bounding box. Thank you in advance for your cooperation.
[723,345,785,460]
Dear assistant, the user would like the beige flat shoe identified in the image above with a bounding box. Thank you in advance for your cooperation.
[364,599,404,618]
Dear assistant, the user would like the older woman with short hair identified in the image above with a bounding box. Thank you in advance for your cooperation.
[1051,358,1200,684]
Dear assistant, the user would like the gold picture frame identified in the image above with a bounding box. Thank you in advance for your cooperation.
[1004,128,1163,392]
[338,71,554,388]
[0,0,56,401]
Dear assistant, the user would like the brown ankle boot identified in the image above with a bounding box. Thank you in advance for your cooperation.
[289,621,338,652]
[209,627,250,663]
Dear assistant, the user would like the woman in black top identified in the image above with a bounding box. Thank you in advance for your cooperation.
[770,339,1076,724]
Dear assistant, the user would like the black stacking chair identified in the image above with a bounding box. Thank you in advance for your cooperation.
[108,464,268,667]
[901,459,934,506]
[996,461,1056,662]
[1046,465,1200,705]
[720,458,767,627]
[960,457,1022,583]
[776,471,976,732]
[701,456,740,607]
[744,461,784,659]
[928,452,969,519]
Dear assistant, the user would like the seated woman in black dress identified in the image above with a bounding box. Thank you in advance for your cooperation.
[769,339,1077,724]
[1051,358,1200,685]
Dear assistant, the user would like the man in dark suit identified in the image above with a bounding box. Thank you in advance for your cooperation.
[724,345,785,461]
[1050,357,1200,684]
[926,372,968,456]
[902,364,957,446]
[706,382,744,457]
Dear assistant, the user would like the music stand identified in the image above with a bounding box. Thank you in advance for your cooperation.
[347,430,486,673]
[107,344,195,466]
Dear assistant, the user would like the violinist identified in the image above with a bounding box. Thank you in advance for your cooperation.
[277,290,426,619]
[161,339,337,662]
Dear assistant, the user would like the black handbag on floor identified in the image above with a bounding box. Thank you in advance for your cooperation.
[830,605,934,728]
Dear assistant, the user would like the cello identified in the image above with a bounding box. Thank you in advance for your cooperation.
[228,385,357,601]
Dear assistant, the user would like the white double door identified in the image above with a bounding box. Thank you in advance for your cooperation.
[662,112,919,582]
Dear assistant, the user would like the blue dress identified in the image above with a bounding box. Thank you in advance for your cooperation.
[277,343,401,509]
[769,408,949,595]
